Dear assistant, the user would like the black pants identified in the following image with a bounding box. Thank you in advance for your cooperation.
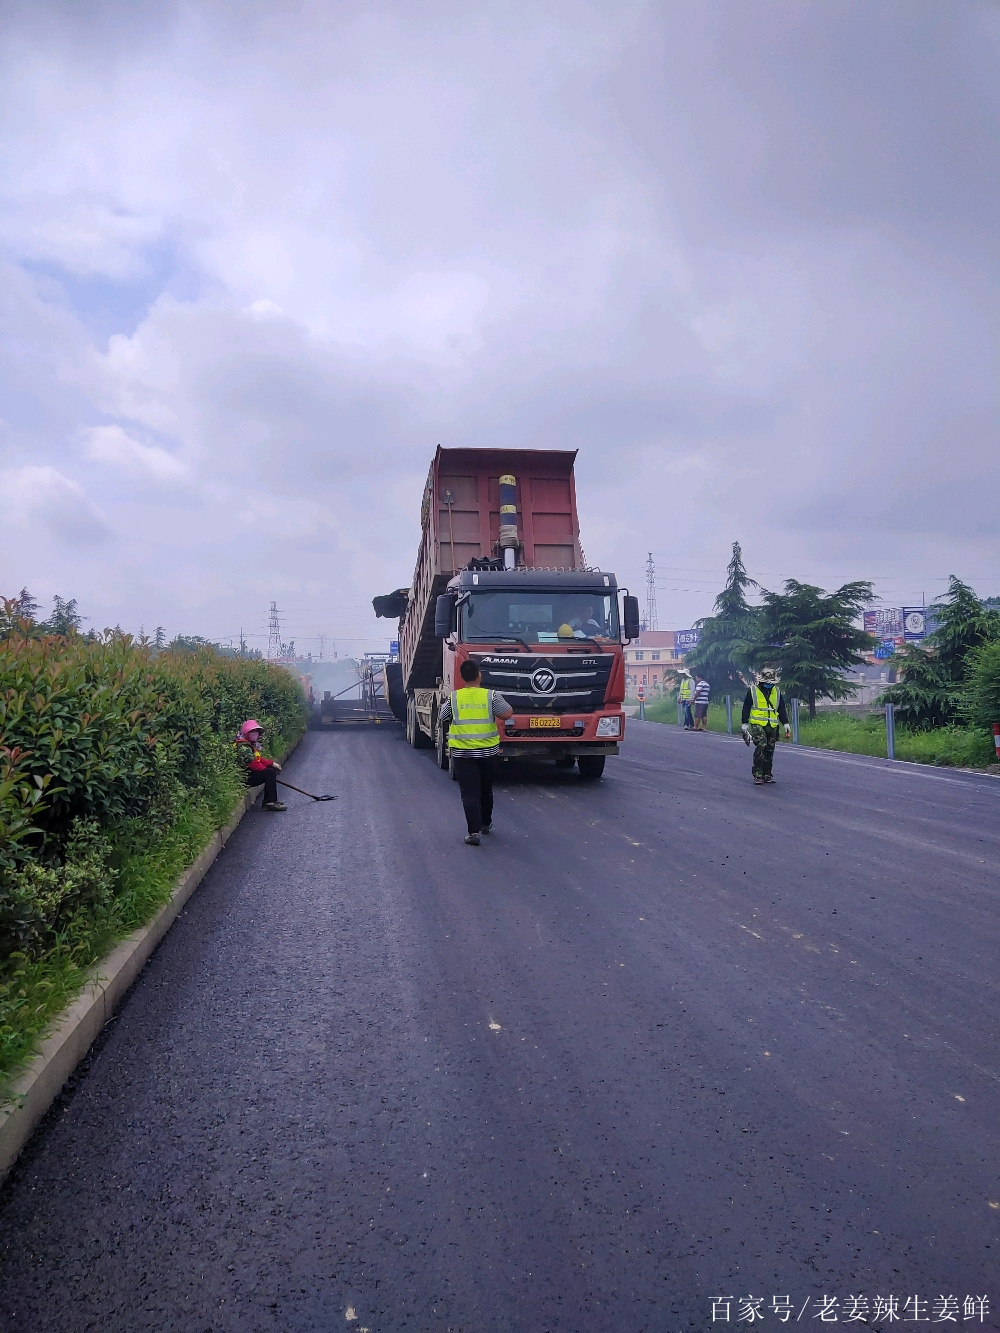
[247,767,278,803]
[452,756,494,834]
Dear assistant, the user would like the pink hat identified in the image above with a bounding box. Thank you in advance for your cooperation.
[239,719,263,738]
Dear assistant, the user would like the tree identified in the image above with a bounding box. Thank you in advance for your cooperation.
[927,576,1000,678]
[883,576,1000,726]
[154,626,166,649]
[0,589,41,639]
[962,639,1000,731]
[682,542,762,696]
[877,643,953,727]
[39,596,83,637]
[14,588,41,621]
[755,580,876,718]
[168,634,220,653]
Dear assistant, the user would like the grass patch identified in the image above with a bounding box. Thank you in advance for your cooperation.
[639,696,995,768]
[0,729,299,1102]
[640,698,733,732]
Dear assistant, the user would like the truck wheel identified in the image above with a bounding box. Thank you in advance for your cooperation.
[577,755,606,780]
[436,717,450,769]
[408,698,433,749]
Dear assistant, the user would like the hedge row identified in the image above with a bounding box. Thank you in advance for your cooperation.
[0,631,307,1075]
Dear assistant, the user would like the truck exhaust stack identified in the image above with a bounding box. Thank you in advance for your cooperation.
[498,473,518,569]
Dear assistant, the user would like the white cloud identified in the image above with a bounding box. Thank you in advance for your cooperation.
[2,465,113,545]
[81,424,189,483]
[0,1,998,645]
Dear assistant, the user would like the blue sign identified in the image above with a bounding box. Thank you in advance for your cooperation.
[874,639,896,659]
[674,629,701,654]
[390,640,399,656]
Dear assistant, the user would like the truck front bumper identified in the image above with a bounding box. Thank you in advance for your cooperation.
[499,741,620,758]
[497,710,624,758]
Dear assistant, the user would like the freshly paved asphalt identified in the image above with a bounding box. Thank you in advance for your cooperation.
[1,719,998,1332]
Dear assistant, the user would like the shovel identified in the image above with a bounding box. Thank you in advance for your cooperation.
[276,779,336,802]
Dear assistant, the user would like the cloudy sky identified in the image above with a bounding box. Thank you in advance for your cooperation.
[2,0,998,654]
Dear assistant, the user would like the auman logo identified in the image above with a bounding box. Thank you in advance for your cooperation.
[481,657,520,665]
[531,667,556,694]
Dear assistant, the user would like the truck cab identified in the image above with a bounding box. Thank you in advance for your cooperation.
[431,568,637,778]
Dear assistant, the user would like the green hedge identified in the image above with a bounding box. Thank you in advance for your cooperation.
[0,631,306,1091]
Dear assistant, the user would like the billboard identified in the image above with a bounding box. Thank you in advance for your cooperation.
[902,608,938,642]
[674,629,701,655]
[864,608,904,639]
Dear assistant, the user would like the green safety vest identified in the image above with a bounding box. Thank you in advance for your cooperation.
[749,684,780,728]
[679,678,694,701]
[449,687,499,753]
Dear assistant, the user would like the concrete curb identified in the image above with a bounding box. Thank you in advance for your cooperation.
[0,733,304,1183]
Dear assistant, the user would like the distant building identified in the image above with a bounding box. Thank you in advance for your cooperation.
[625,630,683,696]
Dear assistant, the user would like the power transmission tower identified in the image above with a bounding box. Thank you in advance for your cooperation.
[645,552,658,631]
[317,633,326,661]
[267,602,282,660]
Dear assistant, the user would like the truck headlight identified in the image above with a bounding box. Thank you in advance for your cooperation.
[596,715,621,737]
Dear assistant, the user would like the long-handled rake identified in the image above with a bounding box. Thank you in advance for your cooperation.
[276,779,336,802]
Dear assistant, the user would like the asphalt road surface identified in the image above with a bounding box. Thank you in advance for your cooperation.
[1,720,998,1332]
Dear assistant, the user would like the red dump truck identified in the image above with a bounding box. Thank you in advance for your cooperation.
[375,447,640,778]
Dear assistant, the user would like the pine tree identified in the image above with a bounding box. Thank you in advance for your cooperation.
[756,580,876,718]
[41,596,83,637]
[682,542,761,696]
[14,587,41,621]
[883,576,1000,726]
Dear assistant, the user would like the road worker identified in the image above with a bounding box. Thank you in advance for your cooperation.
[740,667,792,784]
[234,719,287,811]
[678,669,695,730]
[437,659,513,845]
[692,672,711,731]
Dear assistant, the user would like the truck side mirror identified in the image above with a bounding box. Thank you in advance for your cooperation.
[623,595,641,640]
[434,594,454,638]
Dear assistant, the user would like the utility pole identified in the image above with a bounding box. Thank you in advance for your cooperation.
[645,552,658,631]
[317,633,326,662]
[267,602,282,660]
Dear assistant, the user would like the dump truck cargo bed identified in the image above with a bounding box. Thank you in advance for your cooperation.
[400,447,583,694]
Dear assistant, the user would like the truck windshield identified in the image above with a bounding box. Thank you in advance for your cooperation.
[461,591,620,644]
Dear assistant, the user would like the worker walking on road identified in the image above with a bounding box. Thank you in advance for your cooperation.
[678,669,695,730]
[692,672,711,731]
[741,667,792,784]
[235,720,287,810]
[438,659,513,845]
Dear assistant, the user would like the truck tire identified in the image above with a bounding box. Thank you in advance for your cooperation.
[436,715,450,769]
[577,755,606,780]
[408,697,433,749]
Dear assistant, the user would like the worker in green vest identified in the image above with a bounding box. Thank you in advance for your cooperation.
[740,666,792,784]
[437,659,513,845]
[678,669,695,729]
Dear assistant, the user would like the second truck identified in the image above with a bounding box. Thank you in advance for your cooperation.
[375,447,640,778]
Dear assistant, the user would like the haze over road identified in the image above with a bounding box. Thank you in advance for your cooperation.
[1,721,997,1331]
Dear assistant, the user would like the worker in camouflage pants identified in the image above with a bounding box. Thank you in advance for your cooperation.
[740,667,792,784]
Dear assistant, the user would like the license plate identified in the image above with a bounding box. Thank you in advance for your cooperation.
[529,716,561,729]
